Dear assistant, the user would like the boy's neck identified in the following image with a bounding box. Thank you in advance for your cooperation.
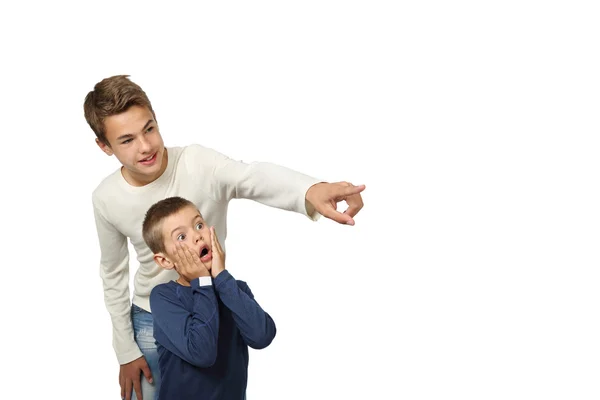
[176,276,191,287]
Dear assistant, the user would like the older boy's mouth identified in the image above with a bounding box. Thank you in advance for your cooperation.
[139,152,157,165]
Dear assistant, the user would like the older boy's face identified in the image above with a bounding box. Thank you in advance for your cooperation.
[98,105,166,186]
[162,205,213,269]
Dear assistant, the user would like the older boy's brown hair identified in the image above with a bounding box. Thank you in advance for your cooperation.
[83,75,156,146]
[143,197,197,254]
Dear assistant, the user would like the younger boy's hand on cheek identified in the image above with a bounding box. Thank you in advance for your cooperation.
[174,244,211,281]
[209,226,226,279]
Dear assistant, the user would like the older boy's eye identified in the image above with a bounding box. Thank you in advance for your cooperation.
[196,223,203,230]
[177,233,186,241]
[122,139,132,144]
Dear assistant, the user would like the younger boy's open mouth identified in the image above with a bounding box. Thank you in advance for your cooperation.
[199,245,212,262]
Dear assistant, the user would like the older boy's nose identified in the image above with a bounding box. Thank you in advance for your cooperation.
[139,136,152,152]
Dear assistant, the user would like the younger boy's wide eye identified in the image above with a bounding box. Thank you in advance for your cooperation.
[177,233,186,241]
[195,223,203,230]
[146,127,154,133]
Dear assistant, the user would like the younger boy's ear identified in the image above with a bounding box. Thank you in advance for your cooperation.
[96,138,114,156]
[154,253,175,270]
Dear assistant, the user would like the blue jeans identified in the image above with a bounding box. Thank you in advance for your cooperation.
[131,304,161,400]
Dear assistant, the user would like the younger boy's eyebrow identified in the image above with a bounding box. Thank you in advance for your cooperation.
[170,226,185,236]
[116,119,154,141]
[170,215,203,236]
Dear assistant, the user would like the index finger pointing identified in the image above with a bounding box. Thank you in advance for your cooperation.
[343,184,366,197]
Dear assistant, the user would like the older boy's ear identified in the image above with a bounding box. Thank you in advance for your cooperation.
[96,138,114,156]
[154,253,175,270]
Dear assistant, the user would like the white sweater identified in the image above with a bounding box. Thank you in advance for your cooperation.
[92,144,320,364]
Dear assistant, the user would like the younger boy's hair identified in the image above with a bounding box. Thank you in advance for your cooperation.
[143,196,197,254]
[83,75,156,146]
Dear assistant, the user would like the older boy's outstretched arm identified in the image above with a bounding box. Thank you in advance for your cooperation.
[185,145,365,225]
[150,281,220,367]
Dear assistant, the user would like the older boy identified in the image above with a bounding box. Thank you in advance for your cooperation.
[85,75,364,400]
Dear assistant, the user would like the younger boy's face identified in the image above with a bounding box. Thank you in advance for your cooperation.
[97,105,166,186]
[161,205,214,270]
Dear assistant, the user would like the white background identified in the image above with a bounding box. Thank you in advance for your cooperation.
[1,1,599,399]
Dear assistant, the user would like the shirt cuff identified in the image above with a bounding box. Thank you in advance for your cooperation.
[191,276,213,290]
[198,276,212,286]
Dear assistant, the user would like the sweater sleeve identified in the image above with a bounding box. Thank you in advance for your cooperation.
[214,271,276,349]
[150,281,220,368]
[92,195,142,365]
[185,144,322,220]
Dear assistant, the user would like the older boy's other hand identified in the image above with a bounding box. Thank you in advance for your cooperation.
[209,226,226,278]
[306,182,365,225]
[119,356,153,400]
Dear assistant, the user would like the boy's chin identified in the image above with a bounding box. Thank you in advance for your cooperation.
[135,162,161,175]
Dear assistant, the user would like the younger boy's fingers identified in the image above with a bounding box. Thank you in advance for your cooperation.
[181,244,193,264]
[186,246,196,265]
[216,236,224,254]
[176,246,190,272]
[212,228,219,246]
[210,227,217,249]
[214,228,221,246]
[174,245,184,263]
[212,227,223,254]
[211,226,220,245]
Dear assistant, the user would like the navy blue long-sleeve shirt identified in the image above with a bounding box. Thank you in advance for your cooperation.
[149,270,276,400]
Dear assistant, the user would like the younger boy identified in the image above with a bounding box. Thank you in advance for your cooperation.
[143,196,276,400]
